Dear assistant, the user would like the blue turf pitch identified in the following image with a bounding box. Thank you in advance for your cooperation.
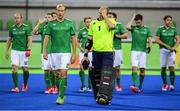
[0,74,180,110]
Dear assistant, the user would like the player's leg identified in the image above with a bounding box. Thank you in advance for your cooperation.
[90,51,102,99]
[20,51,29,92]
[50,70,57,94]
[48,54,57,93]
[79,51,86,92]
[168,51,176,91]
[130,51,138,92]
[160,48,168,91]
[87,52,93,92]
[21,66,29,92]
[41,54,52,94]
[138,52,147,92]
[113,50,122,91]
[11,50,19,92]
[96,52,115,105]
[87,67,92,92]
[56,53,70,105]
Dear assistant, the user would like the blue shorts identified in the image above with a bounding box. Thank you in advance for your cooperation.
[92,51,114,69]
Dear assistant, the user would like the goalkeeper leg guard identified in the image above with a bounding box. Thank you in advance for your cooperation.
[89,68,101,99]
[96,66,115,105]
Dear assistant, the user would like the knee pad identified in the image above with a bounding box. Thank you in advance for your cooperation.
[97,66,115,103]
[89,68,101,99]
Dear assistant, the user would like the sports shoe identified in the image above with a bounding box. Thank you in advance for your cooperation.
[97,98,107,105]
[169,85,175,91]
[44,88,52,94]
[162,84,168,91]
[11,87,19,93]
[130,85,141,93]
[22,84,28,92]
[87,87,92,92]
[56,96,66,105]
[116,85,122,91]
[52,86,57,94]
[79,86,86,92]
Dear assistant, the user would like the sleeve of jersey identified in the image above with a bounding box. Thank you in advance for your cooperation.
[37,25,43,34]
[70,22,76,36]
[119,24,127,34]
[109,18,117,26]
[174,28,179,36]
[26,26,32,36]
[147,27,152,37]
[156,27,161,37]
[77,30,82,40]
[9,28,12,37]
[44,24,51,37]
[88,22,93,36]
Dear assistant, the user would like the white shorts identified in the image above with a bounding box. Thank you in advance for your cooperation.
[113,50,123,67]
[41,54,52,70]
[160,48,175,67]
[50,53,71,70]
[131,51,146,68]
[79,51,93,67]
[11,50,28,67]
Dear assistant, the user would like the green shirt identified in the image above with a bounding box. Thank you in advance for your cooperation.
[78,27,89,49]
[38,23,51,54]
[114,22,127,50]
[9,23,32,51]
[131,25,152,52]
[88,18,116,52]
[45,19,76,53]
[156,26,178,48]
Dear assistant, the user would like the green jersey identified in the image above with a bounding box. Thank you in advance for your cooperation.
[114,22,127,50]
[88,18,116,52]
[78,27,89,49]
[156,26,178,48]
[131,25,152,52]
[38,23,51,54]
[9,23,32,51]
[45,19,76,53]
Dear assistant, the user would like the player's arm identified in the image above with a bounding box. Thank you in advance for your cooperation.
[146,37,153,54]
[5,37,11,60]
[77,32,84,52]
[172,35,180,50]
[101,8,115,29]
[33,19,45,35]
[115,32,128,39]
[126,14,135,31]
[156,36,172,50]
[43,35,49,60]
[71,35,77,64]
[27,36,32,50]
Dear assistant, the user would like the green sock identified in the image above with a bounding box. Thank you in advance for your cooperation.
[44,71,51,89]
[56,77,60,91]
[170,71,175,85]
[88,75,91,89]
[23,70,29,85]
[79,71,85,87]
[50,70,56,87]
[139,74,145,89]
[12,72,18,87]
[132,72,137,86]
[59,78,67,98]
[161,71,167,84]
[116,78,120,85]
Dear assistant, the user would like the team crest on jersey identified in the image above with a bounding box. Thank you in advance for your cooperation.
[162,30,166,32]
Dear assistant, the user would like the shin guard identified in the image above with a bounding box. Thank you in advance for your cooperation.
[96,66,115,105]
[89,68,101,99]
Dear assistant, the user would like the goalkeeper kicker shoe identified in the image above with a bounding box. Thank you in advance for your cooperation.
[11,87,19,93]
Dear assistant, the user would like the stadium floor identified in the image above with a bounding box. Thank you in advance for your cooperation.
[0,73,180,110]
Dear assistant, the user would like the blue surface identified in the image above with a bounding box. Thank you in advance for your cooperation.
[0,74,180,110]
